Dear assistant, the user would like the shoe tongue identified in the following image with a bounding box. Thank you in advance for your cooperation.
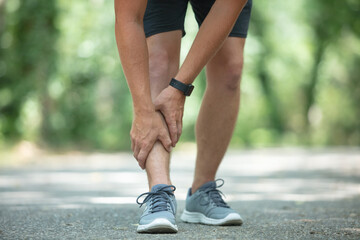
[151,184,173,193]
[199,181,216,190]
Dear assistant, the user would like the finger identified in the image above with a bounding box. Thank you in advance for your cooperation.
[177,119,182,143]
[138,147,151,170]
[131,138,134,152]
[139,135,158,169]
[165,117,177,147]
[170,123,177,147]
[130,131,135,152]
[159,108,176,147]
[159,130,172,152]
[133,142,140,162]
[137,157,145,170]
[136,144,145,169]
[175,111,183,143]
[154,98,161,111]
[177,110,184,143]
[154,103,161,111]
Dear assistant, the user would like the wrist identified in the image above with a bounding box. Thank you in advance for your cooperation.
[173,74,192,85]
[169,78,194,96]
[133,102,155,116]
[167,85,186,99]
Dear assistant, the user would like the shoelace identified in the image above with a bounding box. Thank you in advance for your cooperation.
[200,179,229,208]
[136,185,176,213]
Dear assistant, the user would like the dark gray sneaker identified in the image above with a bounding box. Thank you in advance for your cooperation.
[180,179,243,226]
[136,184,178,233]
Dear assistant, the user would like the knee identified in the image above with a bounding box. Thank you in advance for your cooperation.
[208,57,244,91]
[222,59,244,91]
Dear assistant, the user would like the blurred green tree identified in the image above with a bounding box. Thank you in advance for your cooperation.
[0,0,58,144]
[0,0,359,150]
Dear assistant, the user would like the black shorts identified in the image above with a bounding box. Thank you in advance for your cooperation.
[144,0,252,38]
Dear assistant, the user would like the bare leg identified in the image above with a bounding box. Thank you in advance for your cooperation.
[144,30,182,190]
[192,37,246,193]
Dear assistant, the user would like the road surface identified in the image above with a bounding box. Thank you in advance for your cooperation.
[0,148,359,239]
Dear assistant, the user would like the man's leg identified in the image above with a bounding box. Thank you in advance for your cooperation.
[181,39,245,225]
[192,37,246,193]
[136,31,182,233]
[145,30,182,190]
[181,37,245,225]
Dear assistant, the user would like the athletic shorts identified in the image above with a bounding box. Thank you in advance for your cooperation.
[144,0,252,38]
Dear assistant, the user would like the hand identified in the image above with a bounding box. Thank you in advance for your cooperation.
[131,110,172,169]
[154,86,186,146]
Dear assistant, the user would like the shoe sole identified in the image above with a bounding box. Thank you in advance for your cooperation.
[180,210,243,226]
[137,218,178,233]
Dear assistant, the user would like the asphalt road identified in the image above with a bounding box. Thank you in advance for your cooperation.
[1,148,360,239]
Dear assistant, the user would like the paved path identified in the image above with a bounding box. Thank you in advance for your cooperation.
[0,148,360,239]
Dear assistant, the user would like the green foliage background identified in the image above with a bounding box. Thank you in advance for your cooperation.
[0,0,359,151]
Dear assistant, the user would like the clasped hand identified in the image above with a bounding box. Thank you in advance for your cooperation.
[131,86,185,169]
[131,110,171,169]
[154,86,185,147]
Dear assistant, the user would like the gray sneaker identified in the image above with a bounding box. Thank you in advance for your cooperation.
[136,184,178,233]
[181,179,243,226]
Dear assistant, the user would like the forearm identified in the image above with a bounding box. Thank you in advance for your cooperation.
[175,0,247,84]
[114,0,153,113]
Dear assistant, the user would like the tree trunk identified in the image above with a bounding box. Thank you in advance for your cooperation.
[303,40,326,131]
[1,1,58,142]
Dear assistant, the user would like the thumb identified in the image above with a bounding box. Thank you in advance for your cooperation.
[154,98,162,111]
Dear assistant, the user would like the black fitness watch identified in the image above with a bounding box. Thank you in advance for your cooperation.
[169,78,194,96]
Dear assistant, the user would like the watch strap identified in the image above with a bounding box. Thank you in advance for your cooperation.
[169,78,194,96]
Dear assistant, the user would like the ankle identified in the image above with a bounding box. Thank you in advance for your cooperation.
[149,179,172,191]
[191,177,214,194]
